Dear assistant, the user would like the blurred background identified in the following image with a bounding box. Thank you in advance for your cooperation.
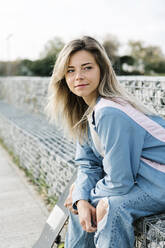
[0,0,165,76]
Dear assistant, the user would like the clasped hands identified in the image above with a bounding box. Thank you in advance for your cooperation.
[64,184,107,233]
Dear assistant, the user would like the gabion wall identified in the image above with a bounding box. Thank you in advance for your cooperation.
[119,76,165,116]
[0,100,76,198]
[0,76,49,115]
[0,76,165,116]
[0,76,165,198]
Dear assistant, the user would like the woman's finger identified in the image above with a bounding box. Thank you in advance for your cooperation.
[64,195,72,207]
[91,208,97,227]
[68,206,78,215]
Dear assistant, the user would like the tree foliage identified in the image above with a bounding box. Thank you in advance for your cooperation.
[102,34,120,64]
[40,36,65,59]
[128,41,165,74]
[31,36,65,76]
[0,36,165,76]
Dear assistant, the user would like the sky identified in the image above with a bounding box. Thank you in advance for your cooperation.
[0,0,165,61]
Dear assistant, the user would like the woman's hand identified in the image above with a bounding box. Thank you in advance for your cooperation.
[64,184,78,215]
[77,200,97,233]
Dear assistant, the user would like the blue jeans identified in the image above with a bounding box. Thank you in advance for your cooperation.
[65,185,165,248]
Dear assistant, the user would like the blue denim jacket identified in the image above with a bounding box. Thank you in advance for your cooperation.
[72,97,165,208]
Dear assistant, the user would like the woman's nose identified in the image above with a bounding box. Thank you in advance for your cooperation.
[75,70,84,81]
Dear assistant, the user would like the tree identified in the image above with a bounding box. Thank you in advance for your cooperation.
[116,56,141,75]
[128,41,165,74]
[17,59,33,76]
[0,62,7,76]
[102,34,120,65]
[29,57,55,76]
[40,36,65,59]
[30,36,65,76]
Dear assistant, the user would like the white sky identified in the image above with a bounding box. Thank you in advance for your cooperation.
[0,0,165,61]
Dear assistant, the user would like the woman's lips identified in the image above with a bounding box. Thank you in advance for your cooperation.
[75,84,88,88]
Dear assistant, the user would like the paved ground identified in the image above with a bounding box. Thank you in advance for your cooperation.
[0,144,49,248]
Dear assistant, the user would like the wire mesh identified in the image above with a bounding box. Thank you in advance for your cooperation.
[135,213,165,248]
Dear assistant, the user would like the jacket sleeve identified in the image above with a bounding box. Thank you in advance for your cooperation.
[72,140,103,209]
[95,108,146,195]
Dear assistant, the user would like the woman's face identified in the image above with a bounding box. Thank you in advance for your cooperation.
[65,50,100,105]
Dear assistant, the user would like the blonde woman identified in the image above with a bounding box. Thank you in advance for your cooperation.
[46,36,165,248]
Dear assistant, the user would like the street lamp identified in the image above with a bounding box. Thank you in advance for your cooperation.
[6,33,13,75]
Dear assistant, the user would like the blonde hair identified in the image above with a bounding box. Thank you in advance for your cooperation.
[46,36,155,141]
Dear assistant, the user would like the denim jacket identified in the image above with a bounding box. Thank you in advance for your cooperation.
[72,97,165,208]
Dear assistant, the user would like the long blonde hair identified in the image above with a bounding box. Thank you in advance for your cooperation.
[46,36,155,141]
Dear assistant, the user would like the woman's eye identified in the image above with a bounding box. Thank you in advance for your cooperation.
[83,66,92,70]
[67,69,74,73]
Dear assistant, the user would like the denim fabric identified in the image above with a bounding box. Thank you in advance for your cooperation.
[65,185,165,248]
[72,98,165,210]
[67,97,165,247]
[65,212,95,248]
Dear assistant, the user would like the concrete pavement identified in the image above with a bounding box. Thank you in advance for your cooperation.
[0,145,49,248]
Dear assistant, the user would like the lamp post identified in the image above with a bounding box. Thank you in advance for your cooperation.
[6,33,13,76]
